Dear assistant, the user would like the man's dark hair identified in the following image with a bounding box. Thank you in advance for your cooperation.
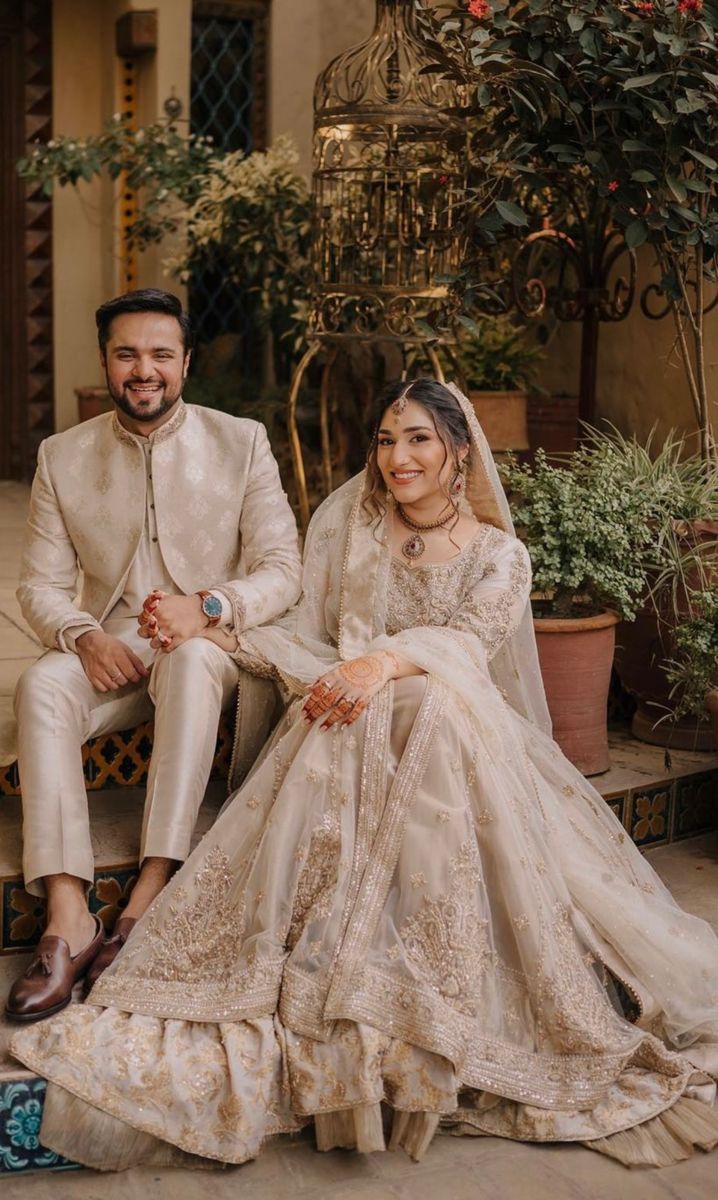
[95,289,194,354]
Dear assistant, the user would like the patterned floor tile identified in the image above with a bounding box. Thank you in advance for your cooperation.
[673,770,718,841]
[629,780,674,849]
[0,1078,77,1173]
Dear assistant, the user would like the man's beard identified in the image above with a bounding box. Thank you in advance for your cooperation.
[107,377,182,423]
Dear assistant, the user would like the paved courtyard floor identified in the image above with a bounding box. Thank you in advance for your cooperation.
[1,480,717,1198]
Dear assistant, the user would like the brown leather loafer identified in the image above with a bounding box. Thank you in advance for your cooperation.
[83,916,137,996]
[5,915,104,1023]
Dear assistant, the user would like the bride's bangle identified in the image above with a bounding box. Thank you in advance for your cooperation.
[379,649,402,680]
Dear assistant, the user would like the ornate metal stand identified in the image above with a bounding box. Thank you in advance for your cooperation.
[288,0,467,529]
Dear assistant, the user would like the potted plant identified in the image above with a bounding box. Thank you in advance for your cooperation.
[583,426,718,747]
[500,441,656,774]
[452,314,544,453]
[664,590,718,746]
[17,120,311,394]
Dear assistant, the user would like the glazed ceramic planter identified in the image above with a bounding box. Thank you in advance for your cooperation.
[534,609,619,776]
[614,611,714,750]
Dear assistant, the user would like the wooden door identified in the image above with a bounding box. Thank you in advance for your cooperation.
[0,0,53,480]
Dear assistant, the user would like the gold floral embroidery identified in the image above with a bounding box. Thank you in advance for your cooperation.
[111,846,246,984]
[286,815,341,950]
[398,839,489,1018]
[385,525,529,657]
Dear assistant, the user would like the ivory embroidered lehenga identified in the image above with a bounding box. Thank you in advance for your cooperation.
[10,389,718,1171]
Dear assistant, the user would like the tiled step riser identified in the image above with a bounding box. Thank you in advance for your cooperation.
[1,864,140,958]
[0,1074,79,1176]
[0,956,81,1177]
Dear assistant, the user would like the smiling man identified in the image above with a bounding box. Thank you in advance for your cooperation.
[6,289,301,1022]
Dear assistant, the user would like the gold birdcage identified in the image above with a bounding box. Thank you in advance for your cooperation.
[288,0,468,527]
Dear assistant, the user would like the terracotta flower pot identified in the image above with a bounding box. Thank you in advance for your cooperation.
[469,389,529,454]
[534,609,619,776]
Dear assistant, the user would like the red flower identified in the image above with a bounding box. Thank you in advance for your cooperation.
[438,175,449,185]
[608,180,619,192]
[468,0,491,18]
[678,0,702,13]
[636,1,654,11]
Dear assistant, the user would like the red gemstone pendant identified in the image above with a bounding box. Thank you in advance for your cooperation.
[402,533,425,560]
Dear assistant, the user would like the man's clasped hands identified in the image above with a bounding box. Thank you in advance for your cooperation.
[77,588,408,731]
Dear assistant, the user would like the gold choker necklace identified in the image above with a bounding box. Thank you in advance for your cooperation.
[396,502,456,562]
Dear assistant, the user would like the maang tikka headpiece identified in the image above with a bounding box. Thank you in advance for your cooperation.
[391,385,412,416]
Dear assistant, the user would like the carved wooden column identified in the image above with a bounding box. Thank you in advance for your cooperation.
[0,0,53,479]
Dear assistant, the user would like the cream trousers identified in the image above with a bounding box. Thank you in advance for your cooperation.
[14,619,239,897]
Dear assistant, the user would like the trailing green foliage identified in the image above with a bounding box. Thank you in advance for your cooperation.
[501,423,718,618]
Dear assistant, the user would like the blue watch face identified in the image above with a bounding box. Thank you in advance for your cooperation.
[203,595,223,619]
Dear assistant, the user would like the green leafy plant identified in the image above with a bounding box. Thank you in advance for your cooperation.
[665,590,718,716]
[425,0,718,459]
[17,115,215,247]
[500,442,657,618]
[17,119,312,366]
[165,135,311,349]
[453,315,545,390]
[581,424,718,612]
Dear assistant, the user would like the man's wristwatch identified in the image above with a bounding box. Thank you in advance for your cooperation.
[196,590,223,628]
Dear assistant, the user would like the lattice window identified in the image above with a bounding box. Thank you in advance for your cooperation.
[189,1,269,351]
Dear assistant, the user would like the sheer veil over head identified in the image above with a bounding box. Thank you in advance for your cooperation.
[241,380,552,736]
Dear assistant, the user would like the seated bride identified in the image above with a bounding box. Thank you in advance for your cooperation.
[10,379,718,1171]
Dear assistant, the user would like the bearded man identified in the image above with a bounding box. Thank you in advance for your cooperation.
[6,288,301,1022]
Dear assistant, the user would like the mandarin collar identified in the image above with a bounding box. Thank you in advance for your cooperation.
[111,399,188,448]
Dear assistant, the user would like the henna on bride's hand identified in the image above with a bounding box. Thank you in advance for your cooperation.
[341,696,368,727]
[337,656,385,689]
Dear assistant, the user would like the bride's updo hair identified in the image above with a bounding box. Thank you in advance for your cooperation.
[363,378,471,521]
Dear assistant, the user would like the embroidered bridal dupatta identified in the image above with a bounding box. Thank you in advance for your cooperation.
[11,388,718,1170]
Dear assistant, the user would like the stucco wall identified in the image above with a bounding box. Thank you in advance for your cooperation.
[538,247,718,449]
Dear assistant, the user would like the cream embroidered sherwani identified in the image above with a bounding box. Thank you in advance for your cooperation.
[14,401,301,895]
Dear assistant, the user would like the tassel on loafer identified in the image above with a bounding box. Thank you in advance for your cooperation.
[5,914,105,1023]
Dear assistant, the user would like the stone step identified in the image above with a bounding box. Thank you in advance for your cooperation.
[0,784,226,958]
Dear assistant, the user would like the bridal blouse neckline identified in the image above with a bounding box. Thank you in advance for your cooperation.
[391,525,483,571]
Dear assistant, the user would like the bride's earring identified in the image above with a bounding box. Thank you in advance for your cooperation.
[451,460,467,500]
